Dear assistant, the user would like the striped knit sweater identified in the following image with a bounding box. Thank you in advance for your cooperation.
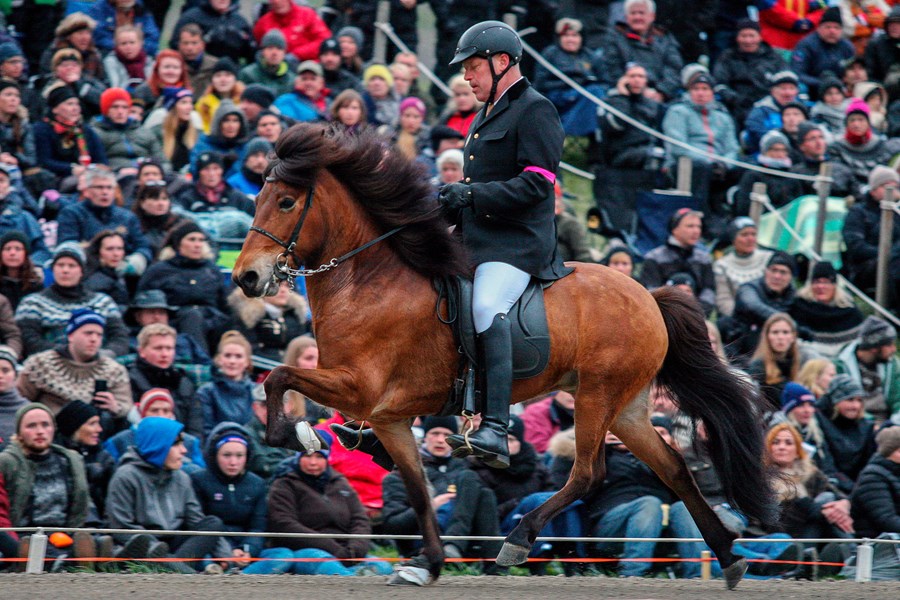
[712,249,774,317]
[14,284,129,358]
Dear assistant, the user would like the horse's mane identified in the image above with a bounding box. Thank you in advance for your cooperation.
[266,123,469,279]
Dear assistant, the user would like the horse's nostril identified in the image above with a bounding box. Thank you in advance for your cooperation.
[237,270,259,291]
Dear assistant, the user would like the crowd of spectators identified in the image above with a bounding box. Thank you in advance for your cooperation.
[0,0,896,583]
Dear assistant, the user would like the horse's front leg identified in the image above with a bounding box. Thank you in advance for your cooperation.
[371,420,444,586]
[263,365,360,450]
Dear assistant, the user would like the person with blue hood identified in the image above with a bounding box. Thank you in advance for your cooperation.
[105,416,224,572]
[190,422,292,573]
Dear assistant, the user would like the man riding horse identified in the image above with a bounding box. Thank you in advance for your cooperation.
[341,21,569,468]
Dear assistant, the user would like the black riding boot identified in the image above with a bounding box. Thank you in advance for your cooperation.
[330,423,396,471]
[446,313,511,468]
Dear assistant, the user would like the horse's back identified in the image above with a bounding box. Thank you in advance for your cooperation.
[542,262,669,374]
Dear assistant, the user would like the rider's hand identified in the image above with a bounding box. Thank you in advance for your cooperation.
[439,183,473,212]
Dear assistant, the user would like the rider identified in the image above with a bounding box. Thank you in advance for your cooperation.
[437,21,569,467]
[332,21,569,469]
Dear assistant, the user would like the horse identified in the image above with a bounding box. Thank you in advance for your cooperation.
[232,123,776,588]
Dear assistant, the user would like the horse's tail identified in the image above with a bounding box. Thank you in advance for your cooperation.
[651,287,778,527]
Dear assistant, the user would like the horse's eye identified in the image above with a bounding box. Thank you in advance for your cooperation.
[278,197,296,210]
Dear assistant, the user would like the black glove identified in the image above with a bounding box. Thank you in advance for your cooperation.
[438,183,473,212]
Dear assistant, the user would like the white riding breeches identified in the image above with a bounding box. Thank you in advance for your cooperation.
[472,261,531,333]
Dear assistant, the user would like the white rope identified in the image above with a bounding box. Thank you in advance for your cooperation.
[757,195,900,327]
[3,527,896,545]
[374,21,452,97]
[517,32,825,184]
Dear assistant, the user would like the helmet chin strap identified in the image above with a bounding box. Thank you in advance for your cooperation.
[486,55,515,108]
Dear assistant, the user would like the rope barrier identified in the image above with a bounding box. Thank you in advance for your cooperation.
[373,22,452,98]
[516,31,825,184]
[756,194,900,328]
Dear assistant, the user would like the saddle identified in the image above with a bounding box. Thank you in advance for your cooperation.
[433,275,552,415]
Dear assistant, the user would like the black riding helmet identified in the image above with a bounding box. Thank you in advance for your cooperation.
[450,20,523,106]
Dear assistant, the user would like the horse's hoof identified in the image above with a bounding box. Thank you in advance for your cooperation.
[295,421,325,453]
[496,542,531,566]
[387,565,434,586]
[723,558,748,590]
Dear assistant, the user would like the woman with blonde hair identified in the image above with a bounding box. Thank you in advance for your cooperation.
[441,74,482,136]
[790,261,864,358]
[796,358,836,398]
[764,422,854,554]
[156,88,200,173]
[198,331,255,436]
[747,313,817,411]
[282,336,331,423]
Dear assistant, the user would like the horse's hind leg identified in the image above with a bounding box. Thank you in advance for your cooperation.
[370,420,444,585]
[610,400,746,589]
[498,377,624,566]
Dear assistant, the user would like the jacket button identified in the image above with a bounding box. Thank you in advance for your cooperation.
[190,279,196,285]
[469,155,475,161]
[465,177,471,183]
[485,214,492,219]
[474,133,479,139]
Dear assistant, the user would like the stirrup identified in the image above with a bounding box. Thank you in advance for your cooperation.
[331,420,367,451]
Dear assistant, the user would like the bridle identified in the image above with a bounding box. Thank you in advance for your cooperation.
[248,177,405,286]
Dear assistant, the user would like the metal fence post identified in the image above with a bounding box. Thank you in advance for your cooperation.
[876,186,896,307]
[749,182,767,226]
[813,162,833,258]
[676,156,692,193]
[372,0,391,65]
[503,12,518,28]
[25,528,47,574]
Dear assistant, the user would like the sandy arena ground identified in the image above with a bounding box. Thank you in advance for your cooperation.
[0,573,897,600]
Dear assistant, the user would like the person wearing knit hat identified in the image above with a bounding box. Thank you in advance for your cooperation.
[139,388,176,418]
[336,26,364,55]
[99,87,132,117]
[162,86,193,111]
[809,261,838,283]
[55,399,100,439]
[736,18,761,33]
[666,271,697,294]
[0,43,22,66]
[767,250,798,276]
[857,316,897,350]
[227,137,273,196]
[363,63,394,89]
[867,164,899,191]
[759,129,790,155]
[1,401,91,536]
[66,307,106,337]
[51,241,87,270]
[261,29,287,51]
[846,98,871,123]
[680,63,711,90]
[319,37,340,57]
[195,150,225,173]
[212,57,239,77]
[780,382,817,416]
[790,6,853,102]
[421,415,459,436]
[240,84,275,113]
[164,219,207,252]
[0,342,25,446]
[874,425,900,458]
[399,96,426,118]
[816,374,876,492]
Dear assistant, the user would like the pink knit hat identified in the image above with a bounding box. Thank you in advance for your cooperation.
[399,96,426,118]
[845,98,870,122]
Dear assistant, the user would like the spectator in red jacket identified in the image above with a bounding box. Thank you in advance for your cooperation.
[521,391,575,454]
[252,0,332,62]
[758,0,825,51]
[0,471,18,561]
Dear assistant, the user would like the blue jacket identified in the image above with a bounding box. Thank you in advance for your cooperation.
[198,368,255,437]
[104,425,206,473]
[662,96,739,167]
[190,422,268,555]
[225,171,261,197]
[56,200,153,262]
[273,91,321,123]
[87,0,160,56]
[743,95,791,154]
[0,202,50,264]
[790,33,854,98]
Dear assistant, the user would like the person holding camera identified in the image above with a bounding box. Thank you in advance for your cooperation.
[17,309,133,441]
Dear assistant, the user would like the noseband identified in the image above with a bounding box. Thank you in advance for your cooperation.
[248,178,405,285]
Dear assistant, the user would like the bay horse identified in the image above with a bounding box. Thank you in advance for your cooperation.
[232,123,776,588]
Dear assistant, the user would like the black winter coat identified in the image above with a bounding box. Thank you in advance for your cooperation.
[61,438,116,519]
[640,241,716,315]
[174,183,255,216]
[190,422,268,555]
[450,78,570,281]
[597,90,663,168]
[865,33,900,100]
[601,23,684,100]
[128,357,202,438]
[734,161,804,216]
[815,410,876,488]
[583,445,675,523]
[172,0,255,62]
[843,194,900,279]
[470,441,553,520]
[713,44,786,123]
[137,254,229,312]
[84,266,129,309]
[733,277,796,330]
[851,454,900,537]
[791,156,860,200]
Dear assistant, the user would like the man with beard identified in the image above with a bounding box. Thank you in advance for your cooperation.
[834,317,900,424]
[0,403,93,563]
[789,123,860,200]
[227,138,272,197]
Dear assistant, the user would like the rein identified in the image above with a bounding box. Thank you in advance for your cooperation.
[248,179,406,284]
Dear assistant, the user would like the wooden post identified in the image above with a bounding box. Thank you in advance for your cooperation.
[812,162,833,258]
[749,182,767,226]
[876,186,896,307]
[372,0,391,64]
[700,550,712,581]
[676,156,692,193]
